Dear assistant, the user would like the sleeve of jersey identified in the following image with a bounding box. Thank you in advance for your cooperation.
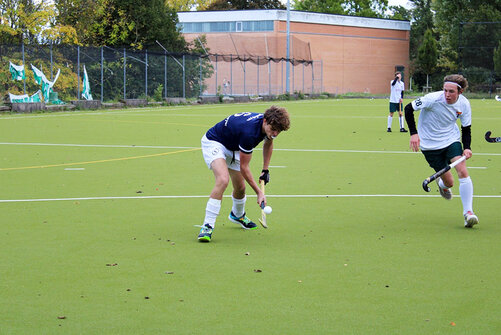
[239,137,254,154]
[460,100,472,127]
[461,125,471,150]
[404,103,417,135]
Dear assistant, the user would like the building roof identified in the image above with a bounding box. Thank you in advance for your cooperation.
[178,9,410,31]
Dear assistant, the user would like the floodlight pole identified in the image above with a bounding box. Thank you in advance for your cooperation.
[285,0,291,94]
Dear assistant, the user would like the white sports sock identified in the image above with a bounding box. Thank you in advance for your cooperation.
[232,195,246,218]
[399,116,405,129]
[387,116,393,128]
[459,176,473,215]
[203,198,221,228]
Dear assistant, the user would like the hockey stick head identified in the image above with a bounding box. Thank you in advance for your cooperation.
[422,178,431,192]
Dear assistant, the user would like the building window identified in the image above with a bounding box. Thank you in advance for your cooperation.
[236,21,243,32]
[179,20,273,33]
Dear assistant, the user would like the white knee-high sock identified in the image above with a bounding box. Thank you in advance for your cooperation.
[204,198,221,228]
[387,116,393,128]
[232,195,246,218]
[399,116,405,129]
[459,176,473,215]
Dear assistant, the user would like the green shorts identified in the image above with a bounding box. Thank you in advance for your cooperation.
[389,102,401,113]
[422,142,463,172]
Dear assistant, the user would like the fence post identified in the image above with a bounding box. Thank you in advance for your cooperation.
[281,60,283,94]
[145,49,148,98]
[199,56,202,97]
[123,48,126,100]
[165,52,168,98]
[244,61,246,96]
[257,56,260,96]
[311,61,314,94]
[22,42,26,94]
[302,62,305,93]
[77,45,81,100]
[230,54,233,95]
[321,60,323,93]
[101,46,104,102]
[183,55,186,99]
[50,43,53,81]
[268,59,271,95]
[215,54,218,96]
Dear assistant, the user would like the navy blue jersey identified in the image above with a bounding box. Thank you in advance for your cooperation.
[206,112,265,153]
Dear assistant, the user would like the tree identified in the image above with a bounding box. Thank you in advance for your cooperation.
[417,29,438,89]
[408,0,433,60]
[0,0,77,44]
[165,0,216,11]
[205,0,285,10]
[293,0,389,18]
[433,0,501,72]
[387,5,411,21]
[55,0,99,46]
[495,40,501,77]
[83,0,185,51]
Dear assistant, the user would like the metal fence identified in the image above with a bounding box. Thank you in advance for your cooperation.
[458,21,501,95]
[1,44,322,104]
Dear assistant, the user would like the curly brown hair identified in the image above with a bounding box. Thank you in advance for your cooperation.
[444,74,468,92]
[264,105,290,132]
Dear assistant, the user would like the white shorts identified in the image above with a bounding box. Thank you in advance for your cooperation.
[201,134,240,171]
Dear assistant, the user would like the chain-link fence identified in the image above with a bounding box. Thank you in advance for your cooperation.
[459,21,501,96]
[1,44,322,104]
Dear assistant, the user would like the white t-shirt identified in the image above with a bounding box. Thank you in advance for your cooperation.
[390,80,404,103]
[411,91,471,151]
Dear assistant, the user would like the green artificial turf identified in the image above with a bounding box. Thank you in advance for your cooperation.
[1,99,500,334]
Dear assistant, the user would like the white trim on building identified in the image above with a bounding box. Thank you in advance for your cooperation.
[178,10,410,31]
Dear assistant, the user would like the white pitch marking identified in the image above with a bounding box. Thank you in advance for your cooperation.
[64,168,85,171]
[468,167,487,169]
[1,142,501,157]
[1,194,501,203]
[0,142,198,149]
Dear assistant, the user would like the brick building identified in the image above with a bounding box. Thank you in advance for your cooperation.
[178,10,410,95]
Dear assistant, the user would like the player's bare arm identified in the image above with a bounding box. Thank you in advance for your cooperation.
[262,137,273,170]
[240,151,265,205]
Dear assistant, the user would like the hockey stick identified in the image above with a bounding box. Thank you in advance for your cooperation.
[422,156,466,192]
[258,179,268,228]
[485,131,501,143]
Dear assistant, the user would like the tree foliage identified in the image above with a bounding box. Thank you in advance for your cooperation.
[494,40,501,77]
[417,29,438,75]
[206,0,285,10]
[76,0,186,51]
[433,0,501,71]
[0,0,77,44]
[293,0,389,18]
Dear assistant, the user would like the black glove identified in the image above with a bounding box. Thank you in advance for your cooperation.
[259,169,270,185]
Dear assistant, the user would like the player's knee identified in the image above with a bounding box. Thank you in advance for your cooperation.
[215,175,230,189]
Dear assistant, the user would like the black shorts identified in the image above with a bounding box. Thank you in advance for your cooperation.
[422,142,463,172]
[389,102,401,113]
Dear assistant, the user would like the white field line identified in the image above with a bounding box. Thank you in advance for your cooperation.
[0,142,199,149]
[1,194,501,203]
[1,142,501,157]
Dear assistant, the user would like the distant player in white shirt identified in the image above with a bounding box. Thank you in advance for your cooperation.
[387,71,407,133]
[404,74,478,228]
